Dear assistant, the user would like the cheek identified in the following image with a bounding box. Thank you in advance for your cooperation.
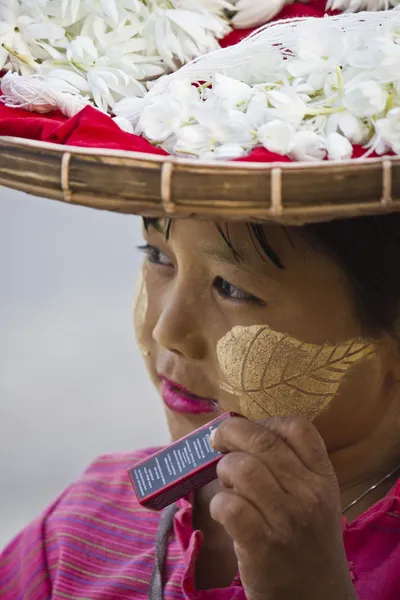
[217,325,376,421]
[133,266,150,356]
[314,352,386,449]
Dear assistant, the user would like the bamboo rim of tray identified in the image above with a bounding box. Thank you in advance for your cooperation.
[1,136,400,225]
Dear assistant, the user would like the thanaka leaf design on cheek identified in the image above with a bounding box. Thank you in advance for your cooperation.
[217,325,376,421]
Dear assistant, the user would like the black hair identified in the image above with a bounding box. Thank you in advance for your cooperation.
[143,214,400,341]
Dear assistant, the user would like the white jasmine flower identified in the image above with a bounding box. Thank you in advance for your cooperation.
[326,0,399,12]
[245,92,269,127]
[173,124,212,157]
[326,132,353,160]
[302,115,328,135]
[258,120,329,161]
[99,0,119,26]
[212,74,253,110]
[40,63,144,113]
[175,124,248,160]
[202,143,248,160]
[166,8,230,45]
[0,0,234,113]
[287,23,348,89]
[19,0,49,9]
[113,95,150,128]
[193,100,254,147]
[344,80,388,117]
[66,35,98,65]
[87,66,145,112]
[125,12,400,162]
[266,84,308,126]
[375,107,400,154]
[171,79,201,106]
[53,35,146,111]
[212,143,248,159]
[45,68,91,93]
[150,13,185,71]
[346,37,383,71]
[228,47,285,87]
[141,78,201,131]
[178,0,235,11]
[80,13,145,53]
[231,0,290,29]
[150,7,229,71]
[138,93,195,142]
[0,1,64,74]
[373,37,400,85]
[59,0,84,24]
[52,0,120,27]
[3,5,400,164]
[258,120,295,155]
[112,115,134,133]
[326,111,369,145]
[288,131,327,162]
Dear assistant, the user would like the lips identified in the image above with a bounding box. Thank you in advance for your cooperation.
[160,377,219,415]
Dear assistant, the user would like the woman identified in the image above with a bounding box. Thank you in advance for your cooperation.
[1,215,400,599]
[1,2,400,599]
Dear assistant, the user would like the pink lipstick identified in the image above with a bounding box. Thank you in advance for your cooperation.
[161,377,219,415]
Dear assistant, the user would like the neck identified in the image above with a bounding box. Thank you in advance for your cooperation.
[329,433,400,522]
[327,386,400,521]
[341,467,399,522]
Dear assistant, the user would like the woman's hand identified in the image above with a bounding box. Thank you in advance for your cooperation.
[210,417,357,600]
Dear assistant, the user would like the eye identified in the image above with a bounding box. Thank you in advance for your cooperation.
[137,244,172,266]
[214,276,261,304]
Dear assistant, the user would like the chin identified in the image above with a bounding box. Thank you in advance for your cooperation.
[163,406,223,441]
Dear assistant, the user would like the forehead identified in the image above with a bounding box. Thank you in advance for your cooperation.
[145,218,314,272]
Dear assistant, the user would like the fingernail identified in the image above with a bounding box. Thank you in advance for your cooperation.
[209,428,217,448]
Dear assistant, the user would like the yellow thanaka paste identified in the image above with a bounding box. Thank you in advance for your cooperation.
[133,266,150,358]
[217,325,376,421]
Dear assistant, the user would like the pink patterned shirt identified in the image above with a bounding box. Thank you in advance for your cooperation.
[1,448,400,599]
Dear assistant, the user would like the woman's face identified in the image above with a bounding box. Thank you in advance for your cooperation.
[134,218,397,450]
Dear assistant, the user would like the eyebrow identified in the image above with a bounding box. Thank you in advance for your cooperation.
[146,219,252,267]
[201,245,245,266]
[143,217,283,272]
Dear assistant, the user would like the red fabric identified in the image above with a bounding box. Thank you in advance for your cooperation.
[236,147,292,163]
[220,0,336,48]
[0,103,168,154]
[351,145,394,159]
[0,1,376,163]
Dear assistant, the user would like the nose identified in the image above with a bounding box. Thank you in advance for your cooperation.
[152,278,207,361]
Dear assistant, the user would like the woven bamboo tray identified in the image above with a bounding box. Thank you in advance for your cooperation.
[1,136,400,224]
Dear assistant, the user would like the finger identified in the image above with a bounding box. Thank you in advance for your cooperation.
[211,490,279,600]
[212,417,311,493]
[261,416,334,477]
[216,451,289,524]
[213,416,332,479]
[210,489,270,550]
[212,417,294,457]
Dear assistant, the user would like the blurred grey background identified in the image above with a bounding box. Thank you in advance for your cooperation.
[0,188,169,548]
